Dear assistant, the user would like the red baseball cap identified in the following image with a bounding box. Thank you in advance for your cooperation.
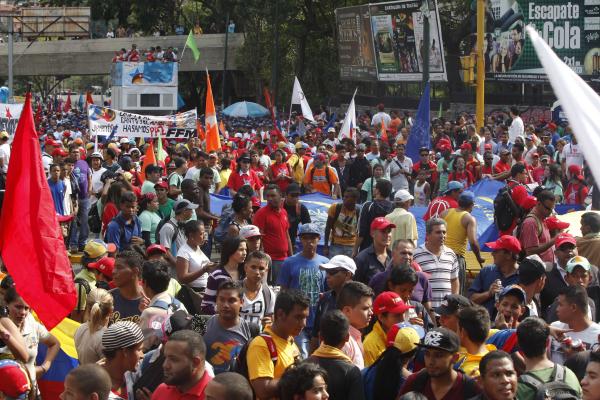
[373,291,413,315]
[146,244,168,256]
[555,232,577,249]
[545,216,570,231]
[485,235,522,254]
[484,143,492,151]
[370,217,396,232]
[568,165,582,176]
[88,256,115,279]
[0,360,31,398]
[52,148,68,157]
[154,180,168,190]
[460,142,472,150]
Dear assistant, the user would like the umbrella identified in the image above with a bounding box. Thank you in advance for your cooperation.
[222,101,269,118]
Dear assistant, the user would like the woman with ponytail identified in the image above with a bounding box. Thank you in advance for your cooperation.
[74,288,114,364]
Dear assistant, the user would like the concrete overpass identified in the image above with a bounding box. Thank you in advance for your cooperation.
[0,33,243,76]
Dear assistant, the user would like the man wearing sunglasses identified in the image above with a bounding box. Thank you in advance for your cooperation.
[518,189,557,264]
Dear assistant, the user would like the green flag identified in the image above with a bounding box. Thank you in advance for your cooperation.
[185,31,200,62]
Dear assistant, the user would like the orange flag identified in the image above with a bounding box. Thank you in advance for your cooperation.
[196,119,205,141]
[205,70,221,152]
[140,141,157,183]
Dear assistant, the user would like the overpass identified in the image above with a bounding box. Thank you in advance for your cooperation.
[0,33,244,76]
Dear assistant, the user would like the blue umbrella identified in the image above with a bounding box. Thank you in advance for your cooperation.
[222,101,269,118]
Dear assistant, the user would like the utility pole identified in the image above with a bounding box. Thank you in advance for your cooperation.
[8,15,13,103]
[221,9,230,108]
[476,0,485,130]
[421,0,431,85]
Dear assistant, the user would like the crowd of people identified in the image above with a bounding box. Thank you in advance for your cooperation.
[1,100,600,400]
[111,44,179,63]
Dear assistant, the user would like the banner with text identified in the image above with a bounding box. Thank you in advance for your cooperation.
[459,0,600,82]
[88,105,197,139]
[111,62,178,87]
[0,103,24,136]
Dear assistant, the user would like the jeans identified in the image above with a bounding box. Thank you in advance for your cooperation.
[328,244,353,257]
[270,259,285,286]
[69,197,90,249]
[201,233,213,258]
[294,328,311,359]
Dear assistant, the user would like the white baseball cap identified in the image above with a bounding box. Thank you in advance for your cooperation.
[239,225,262,239]
[394,189,414,203]
[320,255,356,275]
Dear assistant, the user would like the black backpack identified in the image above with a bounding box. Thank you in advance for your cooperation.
[232,331,276,379]
[519,364,580,400]
[493,184,523,231]
[88,203,102,234]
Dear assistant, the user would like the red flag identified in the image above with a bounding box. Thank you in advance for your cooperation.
[0,92,76,330]
[196,119,205,141]
[35,102,42,125]
[140,141,157,183]
[5,107,12,119]
[85,91,94,107]
[64,91,71,113]
[263,87,286,142]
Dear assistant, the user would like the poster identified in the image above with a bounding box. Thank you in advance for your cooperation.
[88,105,197,139]
[459,0,600,82]
[111,62,178,87]
[369,0,447,81]
[0,103,24,136]
[335,5,378,81]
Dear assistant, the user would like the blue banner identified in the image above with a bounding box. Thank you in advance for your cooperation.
[111,62,178,87]
[406,82,431,163]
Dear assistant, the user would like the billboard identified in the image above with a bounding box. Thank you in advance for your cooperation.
[459,0,600,82]
[335,5,378,81]
[111,62,178,87]
[369,1,447,81]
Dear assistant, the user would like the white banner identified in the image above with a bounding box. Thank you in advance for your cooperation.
[88,105,197,139]
[0,103,24,136]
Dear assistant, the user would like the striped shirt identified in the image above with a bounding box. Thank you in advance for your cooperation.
[413,244,459,308]
[200,268,239,314]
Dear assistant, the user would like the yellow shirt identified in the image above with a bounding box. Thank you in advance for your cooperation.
[443,208,469,256]
[247,326,300,381]
[327,203,358,247]
[455,343,497,377]
[218,169,232,192]
[386,208,418,244]
[287,154,304,184]
[363,321,387,367]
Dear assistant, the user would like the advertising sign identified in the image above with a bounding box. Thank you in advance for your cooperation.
[459,0,600,82]
[369,0,447,81]
[88,105,197,139]
[335,5,378,81]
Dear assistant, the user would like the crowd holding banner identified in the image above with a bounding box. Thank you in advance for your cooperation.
[3,43,600,400]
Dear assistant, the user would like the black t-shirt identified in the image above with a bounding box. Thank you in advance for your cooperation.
[109,288,142,324]
[284,202,311,245]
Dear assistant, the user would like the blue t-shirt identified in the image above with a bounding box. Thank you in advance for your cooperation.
[105,213,142,251]
[277,253,328,329]
[467,264,519,316]
[73,159,90,199]
[48,179,65,215]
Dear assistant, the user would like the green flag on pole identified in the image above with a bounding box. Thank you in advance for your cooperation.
[185,31,200,62]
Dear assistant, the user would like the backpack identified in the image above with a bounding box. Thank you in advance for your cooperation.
[88,203,102,234]
[232,332,278,380]
[493,184,524,231]
[309,165,332,186]
[519,364,580,400]
[214,205,236,244]
[150,296,183,313]
[156,217,180,250]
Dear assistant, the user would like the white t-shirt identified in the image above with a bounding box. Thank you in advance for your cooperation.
[176,242,210,288]
[0,142,10,173]
[184,166,199,181]
[388,156,413,191]
[371,111,392,129]
[90,167,107,204]
[63,176,72,215]
[240,284,276,325]
[550,321,600,364]
[508,115,524,143]
[562,142,585,176]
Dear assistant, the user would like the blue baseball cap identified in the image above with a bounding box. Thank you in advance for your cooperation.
[459,191,475,203]
[444,181,464,194]
[298,223,321,237]
[498,284,526,303]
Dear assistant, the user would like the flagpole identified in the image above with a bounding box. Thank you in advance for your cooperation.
[287,94,293,135]
[181,33,188,62]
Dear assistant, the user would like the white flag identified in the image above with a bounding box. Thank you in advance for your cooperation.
[526,26,600,186]
[339,89,357,142]
[291,76,315,122]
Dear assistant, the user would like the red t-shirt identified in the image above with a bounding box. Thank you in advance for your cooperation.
[493,160,511,175]
[269,162,292,193]
[151,370,212,400]
[448,170,474,188]
[481,165,493,176]
[532,166,545,184]
[413,160,438,184]
[423,195,458,221]
[253,205,290,261]
[227,169,264,192]
[101,202,118,235]
[564,182,589,206]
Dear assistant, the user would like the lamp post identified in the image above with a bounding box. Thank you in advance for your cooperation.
[221,9,230,108]
[421,0,433,85]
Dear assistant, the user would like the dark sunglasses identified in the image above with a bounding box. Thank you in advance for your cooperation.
[326,268,347,275]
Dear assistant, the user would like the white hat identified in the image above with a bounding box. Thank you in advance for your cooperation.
[239,225,262,239]
[320,255,356,275]
[327,127,336,133]
[90,151,104,160]
[394,189,414,203]
[119,137,129,144]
